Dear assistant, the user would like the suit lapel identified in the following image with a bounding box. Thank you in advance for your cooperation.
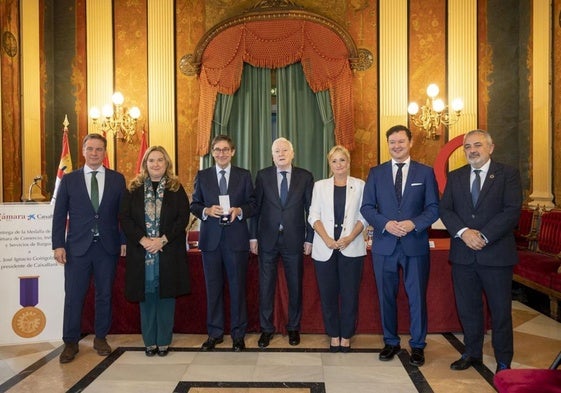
[401,162,416,204]
[461,166,475,207]
[383,162,398,205]
[477,161,498,206]
[265,167,282,208]
[285,167,298,205]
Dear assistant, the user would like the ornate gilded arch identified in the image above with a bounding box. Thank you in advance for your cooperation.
[180,0,371,155]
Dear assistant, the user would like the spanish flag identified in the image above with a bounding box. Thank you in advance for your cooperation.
[51,116,73,204]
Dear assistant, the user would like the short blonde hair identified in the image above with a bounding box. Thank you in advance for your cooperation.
[327,145,351,176]
[327,145,350,163]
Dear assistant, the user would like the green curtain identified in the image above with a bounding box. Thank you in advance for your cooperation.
[201,63,271,176]
[276,62,333,180]
[201,93,233,168]
[203,62,334,181]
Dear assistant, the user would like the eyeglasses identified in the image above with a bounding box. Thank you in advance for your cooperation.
[212,147,231,154]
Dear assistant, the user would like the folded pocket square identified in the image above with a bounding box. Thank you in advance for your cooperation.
[411,182,423,186]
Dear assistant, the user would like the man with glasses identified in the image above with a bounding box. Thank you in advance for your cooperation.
[191,134,256,352]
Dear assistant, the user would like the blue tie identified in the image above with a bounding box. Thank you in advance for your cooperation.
[280,171,288,206]
[395,163,405,205]
[471,169,481,205]
[219,170,227,195]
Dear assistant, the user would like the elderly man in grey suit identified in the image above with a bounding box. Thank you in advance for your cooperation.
[250,137,314,348]
[440,129,522,374]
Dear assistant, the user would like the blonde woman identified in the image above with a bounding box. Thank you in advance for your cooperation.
[119,146,190,357]
[308,145,367,352]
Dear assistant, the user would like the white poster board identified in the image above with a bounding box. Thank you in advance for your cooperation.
[0,203,63,345]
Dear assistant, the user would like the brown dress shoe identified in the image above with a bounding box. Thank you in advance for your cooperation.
[93,337,112,356]
[59,343,79,363]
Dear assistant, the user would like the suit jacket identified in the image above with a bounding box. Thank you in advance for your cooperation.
[308,176,367,261]
[119,182,191,302]
[52,167,126,257]
[250,165,314,253]
[190,165,256,252]
[439,160,522,266]
[360,160,439,256]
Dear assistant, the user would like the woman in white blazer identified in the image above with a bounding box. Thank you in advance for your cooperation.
[308,145,367,352]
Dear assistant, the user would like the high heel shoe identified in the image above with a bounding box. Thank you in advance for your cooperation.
[329,337,340,353]
[340,338,351,353]
[340,344,351,353]
[329,344,341,353]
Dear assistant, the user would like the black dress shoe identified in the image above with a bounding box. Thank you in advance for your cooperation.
[258,332,274,348]
[232,338,245,352]
[201,336,224,351]
[409,348,425,367]
[450,354,482,370]
[158,347,169,357]
[288,330,300,346]
[145,346,158,357]
[379,344,401,361]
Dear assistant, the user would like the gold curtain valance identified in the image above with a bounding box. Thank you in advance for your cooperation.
[196,19,354,155]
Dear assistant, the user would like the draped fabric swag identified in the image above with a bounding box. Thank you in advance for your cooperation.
[197,19,354,155]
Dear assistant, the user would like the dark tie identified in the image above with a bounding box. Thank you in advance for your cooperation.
[280,171,288,206]
[395,163,405,205]
[91,171,99,212]
[219,170,227,195]
[471,169,481,205]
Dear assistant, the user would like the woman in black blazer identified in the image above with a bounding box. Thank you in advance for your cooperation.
[119,146,190,357]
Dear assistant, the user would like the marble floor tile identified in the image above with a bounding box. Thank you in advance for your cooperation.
[0,301,559,393]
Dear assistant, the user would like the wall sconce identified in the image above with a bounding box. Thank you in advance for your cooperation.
[407,84,464,139]
[89,92,141,143]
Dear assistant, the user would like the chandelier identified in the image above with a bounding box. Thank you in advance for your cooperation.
[89,92,140,143]
[407,84,463,139]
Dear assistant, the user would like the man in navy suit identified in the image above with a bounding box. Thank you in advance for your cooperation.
[190,134,256,352]
[52,133,126,363]
[361,125,439,367]
[440,129,522,374]
[250,137,314,348]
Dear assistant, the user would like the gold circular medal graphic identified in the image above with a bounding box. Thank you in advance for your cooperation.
[12,306,47,338]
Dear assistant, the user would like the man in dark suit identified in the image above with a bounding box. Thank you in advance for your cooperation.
[440,129,522,374]
[52,133,126,363]
[190,134,256,352]
[250,137,314,348]
[360,125,439,367]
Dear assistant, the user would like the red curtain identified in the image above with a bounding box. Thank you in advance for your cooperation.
[197,19,354,155]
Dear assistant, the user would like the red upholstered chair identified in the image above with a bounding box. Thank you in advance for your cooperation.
[494,351,561,393]
[514,206,539,250]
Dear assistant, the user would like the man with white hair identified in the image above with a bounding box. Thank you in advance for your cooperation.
[250,137,314,348]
